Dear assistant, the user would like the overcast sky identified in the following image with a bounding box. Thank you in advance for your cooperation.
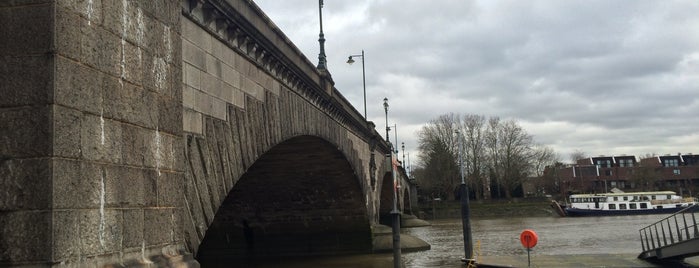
[253,0,699,165]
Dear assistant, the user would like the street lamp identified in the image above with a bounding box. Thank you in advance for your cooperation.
[383,97,401,268]
[383,98,390,142]
[347,50,367,120]
[402,142,405,167]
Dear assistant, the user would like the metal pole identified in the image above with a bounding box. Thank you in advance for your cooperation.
[402,142,405,167]
[456,130,473,262]
[383,98,401,268]
[316,0,327,70]
[393,124,398,154]
[361,50,366,120]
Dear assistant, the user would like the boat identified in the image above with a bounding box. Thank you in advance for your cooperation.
[556,190,697,217]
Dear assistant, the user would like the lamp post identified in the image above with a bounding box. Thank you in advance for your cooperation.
[347,50,366,120]
[316,0,327,70]
[393,124,398,154]
[456,130,474,263]
[383,97,401,268]
[402,142,405,167]
[383,98,390,142]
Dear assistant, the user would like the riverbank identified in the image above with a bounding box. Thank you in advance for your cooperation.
[418,199,554,219]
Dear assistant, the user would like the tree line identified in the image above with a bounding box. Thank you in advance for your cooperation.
[412,113,558,201]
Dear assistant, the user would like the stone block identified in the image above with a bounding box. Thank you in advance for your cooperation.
[121,123,154,168]
[105,165,156,207]
[80,113,123,163]
[57,0,103,27]
[144,208,173,245]
[183,85,196,109]
[183,109,203,135]
[53,106,82,158]
[55,56,103,115]
[158,96,182,135]
[0,158,51,211]
[103,79,157,129]
[79,209,122,256]
[52,159,101,209]
[182,39,205,70]
[80,25,122,78]
[0,211,51,263]
[55,6,82,61]
[0,55,52,107]
[53,210,81,261]
[0,106,50,158]
[222,63,241,89]
[184,63,201,90]
[205,53,222,78]
[157,171,184,208]
[122,39,144,86]
[0,3,52,56]
[122,208,144,249]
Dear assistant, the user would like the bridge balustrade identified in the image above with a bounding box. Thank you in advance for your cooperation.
[638,204,699,257]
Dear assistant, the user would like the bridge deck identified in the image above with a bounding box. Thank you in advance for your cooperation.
[638,204,699,261]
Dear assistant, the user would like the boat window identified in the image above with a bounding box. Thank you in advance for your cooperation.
[667,195,672,199]
[629,203,637,209]
[613,197,618,201]
[619,204,627,210]
[609,204,616,210]
[640,203,648,209]
[623,196,628,201]
[652,196,656,200]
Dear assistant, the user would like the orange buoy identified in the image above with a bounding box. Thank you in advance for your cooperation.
[520,229,538,249]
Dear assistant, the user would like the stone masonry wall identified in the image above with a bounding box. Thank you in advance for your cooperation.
[1,0,192,266]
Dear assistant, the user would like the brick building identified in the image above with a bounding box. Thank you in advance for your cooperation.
[544,153,699,198]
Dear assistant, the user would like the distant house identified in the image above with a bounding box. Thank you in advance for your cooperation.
[543,153,699,198]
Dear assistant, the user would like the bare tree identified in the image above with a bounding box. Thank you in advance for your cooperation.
[570,150,587,164]
[416,113,461,200]
[460,114,488,200]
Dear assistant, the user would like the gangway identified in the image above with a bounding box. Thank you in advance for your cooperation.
[638,204,699,262]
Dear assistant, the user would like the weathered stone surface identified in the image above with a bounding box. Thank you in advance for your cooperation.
[55,57,103,115]
[53,106,83,158]
[0,107,51,158]
[80,113,123,163]
[0,211,51,263]
[157,171,184,208]
[53,210,81,261]
[144,208,174,245]
[0,3,51,55]
[105,165,156,207]
[79,209,122,256]
[0,158,51,211]
[103,79,157,129]
[0,55,52,107]
[122,208,144,249]
[52,159,101,209]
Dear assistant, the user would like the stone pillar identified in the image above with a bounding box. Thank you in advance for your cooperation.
[0,1,194,266]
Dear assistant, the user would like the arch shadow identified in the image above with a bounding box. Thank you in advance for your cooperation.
[196,135,372,263]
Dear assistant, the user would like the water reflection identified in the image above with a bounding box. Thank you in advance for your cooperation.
[231,215,674,267]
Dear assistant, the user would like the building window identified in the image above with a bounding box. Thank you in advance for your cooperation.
[619,159,634,167]
[673,169,680,175]
[663,159,679,167]
[605,170,612,176]
[596,160,611,168]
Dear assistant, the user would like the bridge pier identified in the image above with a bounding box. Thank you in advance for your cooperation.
[1,0,425,266]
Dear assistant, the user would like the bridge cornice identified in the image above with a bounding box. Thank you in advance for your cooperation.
[181,0,386,149]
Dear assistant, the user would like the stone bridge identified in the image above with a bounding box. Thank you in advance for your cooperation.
[0,0,416,266]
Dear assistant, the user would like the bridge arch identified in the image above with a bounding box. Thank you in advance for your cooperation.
[196,135,371,262]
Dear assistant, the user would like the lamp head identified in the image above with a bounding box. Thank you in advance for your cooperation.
[346,56,355,64]
[383,97,389,110]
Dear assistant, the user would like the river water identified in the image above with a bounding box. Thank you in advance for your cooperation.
[237,215,676,267]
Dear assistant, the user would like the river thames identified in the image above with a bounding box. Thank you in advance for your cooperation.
[237,215,699,267]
